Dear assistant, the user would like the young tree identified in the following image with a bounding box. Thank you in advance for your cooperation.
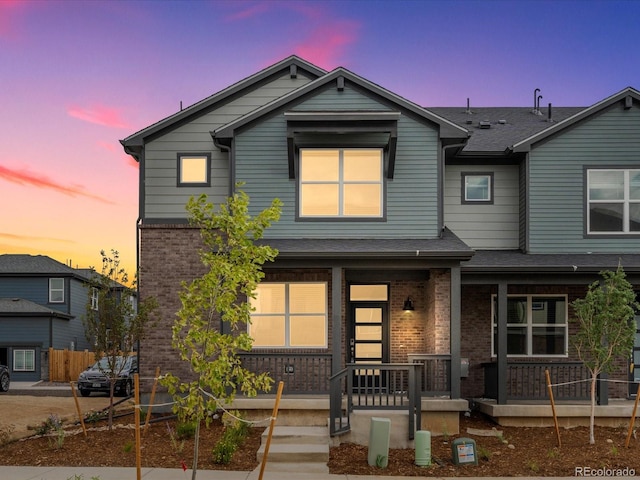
[571,265,638,444]
[161,189,281,479]
[82,249,157,430]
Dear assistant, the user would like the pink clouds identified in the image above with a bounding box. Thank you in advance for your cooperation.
[67,104,131,129]
[293,20,360,70]
[0,164,115,204]
[97,141,139,169]
[0,0,27,40]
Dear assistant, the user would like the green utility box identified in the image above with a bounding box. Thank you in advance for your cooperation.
[415,430,431,466]
[451,437,477,466]
[367,417,391,468]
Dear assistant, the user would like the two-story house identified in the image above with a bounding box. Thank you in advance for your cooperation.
[0,254,94,381]
[121,55,640,434]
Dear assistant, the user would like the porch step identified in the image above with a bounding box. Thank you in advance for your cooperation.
[256,426,329,473]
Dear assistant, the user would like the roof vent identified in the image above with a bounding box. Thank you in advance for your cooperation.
[465,119,473,125]
[479,121,491,129]
[498,119,507,124]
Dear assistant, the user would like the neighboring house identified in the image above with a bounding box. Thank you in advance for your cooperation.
[0,255,94,381]
[121,56,640,431]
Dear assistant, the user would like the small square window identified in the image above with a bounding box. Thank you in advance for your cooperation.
[462,173,493,204]
[13,349,35,372]
[177,153,211,186]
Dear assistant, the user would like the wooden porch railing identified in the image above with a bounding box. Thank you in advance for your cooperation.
[483,361,591,401]
[237,352,332,394]
[329,363,421,439]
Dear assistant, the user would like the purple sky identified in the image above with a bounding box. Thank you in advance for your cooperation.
[1,0,638,274]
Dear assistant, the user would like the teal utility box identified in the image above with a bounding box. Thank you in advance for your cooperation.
[451,437,477,466]
[415,430,431,466]
[367,417,390,468]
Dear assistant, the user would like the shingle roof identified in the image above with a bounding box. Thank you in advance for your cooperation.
[463,250,640,273]
[430,106,584,153]
[0,297,72,318]
[260,228,474,260]
[0,254,75,275]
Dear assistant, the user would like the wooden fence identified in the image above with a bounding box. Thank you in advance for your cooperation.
[48,348,96,382]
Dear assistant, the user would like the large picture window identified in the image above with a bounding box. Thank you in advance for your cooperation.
[299,149,383,218]
[492,295,567,356]
[588,169,640,234]
[250,282,327,348]
[13,349,35,372]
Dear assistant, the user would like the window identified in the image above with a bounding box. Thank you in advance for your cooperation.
[249,282,327,348]
[462,172,493,203]
[492,295,567,356]
[299,149,383,217]
[13,349,35,372]
[177,153,211,186]
[588,169,640,233]
[49,278,64,303]
[90,287,99,311]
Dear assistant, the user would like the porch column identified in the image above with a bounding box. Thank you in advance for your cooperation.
[331,266,342,375]
[450,266,461,399]
[496,281,508,404]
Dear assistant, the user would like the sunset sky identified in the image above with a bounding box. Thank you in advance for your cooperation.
[1,0,639,275]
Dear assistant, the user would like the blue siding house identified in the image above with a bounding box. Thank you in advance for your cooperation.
[0,255,93,382]
[121,56,640,432]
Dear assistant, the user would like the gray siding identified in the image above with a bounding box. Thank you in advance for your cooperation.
[143,73,315,219]
[529,103,640,253]
[237,86,441,239]
[444,164,520,249]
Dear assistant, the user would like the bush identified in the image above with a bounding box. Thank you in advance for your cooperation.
[212,412,249,464]
[176,421,197,440]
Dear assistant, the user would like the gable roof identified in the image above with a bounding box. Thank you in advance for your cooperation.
[120,56,327,159]
[0,254,75,275]
[213,67,470,141]
[510,87,640,153]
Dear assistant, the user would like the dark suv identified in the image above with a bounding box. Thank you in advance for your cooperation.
[0,365,9,392]
[77,355,137,397]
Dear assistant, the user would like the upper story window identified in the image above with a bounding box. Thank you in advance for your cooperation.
[49,278,64,303]
[587,169,640,234]
[177,153,211,187]
[492,295,567,357]
[299,149,383,218]
[90,287,99,311]
[462,172,493,204]
[249,282,327,348]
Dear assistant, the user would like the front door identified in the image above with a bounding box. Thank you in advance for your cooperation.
[349,302,389,390]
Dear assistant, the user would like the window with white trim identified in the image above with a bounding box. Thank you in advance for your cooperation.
[462,172,493,203]
[587,169,640,233]
[13,349,35,371]
[491,295,567,356]
[90,287,99,311]
[49,278,64,303]
[249,282,327,348]
[299,149,383,217]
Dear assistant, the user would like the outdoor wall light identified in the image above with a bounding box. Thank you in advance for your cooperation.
[403,296,415,311]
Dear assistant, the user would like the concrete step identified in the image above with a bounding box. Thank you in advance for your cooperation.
[255,461,330,474]
[260,426,329,444]
[256,442,329,463]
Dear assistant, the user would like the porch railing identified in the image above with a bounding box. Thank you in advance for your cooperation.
[483,361,591,401]
[329,363,421,439]
[407,354,451,396]
[237,352,332,394]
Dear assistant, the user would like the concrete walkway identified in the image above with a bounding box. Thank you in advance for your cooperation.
[0,466,573,480]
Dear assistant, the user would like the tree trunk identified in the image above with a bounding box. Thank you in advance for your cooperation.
[108,380,115,431]
[590,372,597,444]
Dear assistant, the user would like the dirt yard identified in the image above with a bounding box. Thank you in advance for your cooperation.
[0,394,126,440]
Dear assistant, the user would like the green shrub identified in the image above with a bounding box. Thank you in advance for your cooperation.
[212,412,250,465]
[176,420,197,440]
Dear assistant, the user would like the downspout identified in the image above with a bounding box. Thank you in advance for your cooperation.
[439,140,469,238]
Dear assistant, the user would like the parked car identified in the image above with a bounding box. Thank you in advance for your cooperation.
[77,355,137,397]
[0,365,9,392]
